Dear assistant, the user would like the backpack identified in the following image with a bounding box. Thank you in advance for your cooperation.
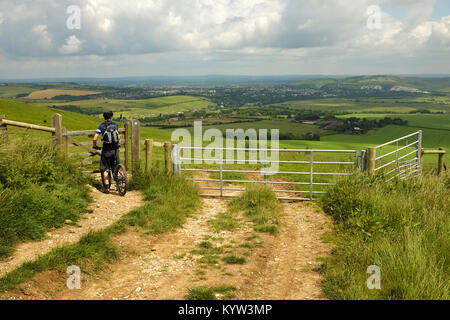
[102,122,120,149]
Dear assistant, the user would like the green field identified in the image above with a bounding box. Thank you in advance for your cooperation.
[0,85,38,99]
[271,96,450,113]
[185,119,331,137]
[338,113,450,130]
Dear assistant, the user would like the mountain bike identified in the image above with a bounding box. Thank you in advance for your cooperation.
[94,147,128,196]
[101,163,128,196]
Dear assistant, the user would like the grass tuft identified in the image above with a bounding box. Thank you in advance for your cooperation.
[222,255,247,265]
[186,285,237,300]
[229,185,280,234]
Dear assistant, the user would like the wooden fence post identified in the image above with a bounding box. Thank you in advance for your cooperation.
[62,127,69,156]
[145,139,153,173]
[131,120,141,174]
[164,142,173,175]
[438,147,445,175]
[0,114,6,137]
[421,149,424,172]
[124,122,130,172]
[367,147,376,175]
[52,114,63,150]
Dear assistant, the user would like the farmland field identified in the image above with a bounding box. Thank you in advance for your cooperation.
[25,89,102,100]
[39,95,216,118]
[271,96,450,113]
[186,119,332,137]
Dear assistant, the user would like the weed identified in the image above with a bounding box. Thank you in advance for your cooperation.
[186,285,237,300]
[222,255,247,265]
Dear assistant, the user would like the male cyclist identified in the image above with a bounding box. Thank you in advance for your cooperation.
[93,111,121,193]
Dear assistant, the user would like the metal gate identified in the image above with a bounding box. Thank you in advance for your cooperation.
[173,146,360,200]
[362,131,423,182]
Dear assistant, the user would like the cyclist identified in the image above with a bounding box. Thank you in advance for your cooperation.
[93,111,121,193]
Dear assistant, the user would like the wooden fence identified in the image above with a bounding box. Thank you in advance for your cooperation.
[0,114,174,176]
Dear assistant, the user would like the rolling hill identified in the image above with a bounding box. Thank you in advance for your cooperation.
[291,75,450,92]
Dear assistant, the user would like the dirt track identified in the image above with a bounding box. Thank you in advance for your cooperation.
[1,194,332,300]
[0,185,144,278]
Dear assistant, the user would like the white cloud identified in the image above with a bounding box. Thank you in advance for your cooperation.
[32,24,52,49]
[59,35,83,54]
[0,0,448,77]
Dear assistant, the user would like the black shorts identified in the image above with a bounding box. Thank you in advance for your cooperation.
[100,149,121,172]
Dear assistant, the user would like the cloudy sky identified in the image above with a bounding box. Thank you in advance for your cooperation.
[0,0,449,79]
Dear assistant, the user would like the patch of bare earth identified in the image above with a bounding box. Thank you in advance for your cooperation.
[237,201,332,300]
[0,185,144,278]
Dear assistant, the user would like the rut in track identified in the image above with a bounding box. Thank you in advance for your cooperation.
[0,185,144,278]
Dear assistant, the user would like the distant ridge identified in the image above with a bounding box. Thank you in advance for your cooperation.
[1,74,449,89]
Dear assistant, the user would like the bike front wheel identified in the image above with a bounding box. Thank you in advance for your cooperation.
[114,164,128,197]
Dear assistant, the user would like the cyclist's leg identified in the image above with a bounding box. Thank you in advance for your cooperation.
[100,153,110,188]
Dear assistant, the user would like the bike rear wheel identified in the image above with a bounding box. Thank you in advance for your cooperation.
[114,164,128,197]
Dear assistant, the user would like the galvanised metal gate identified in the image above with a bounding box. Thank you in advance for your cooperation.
[362,131,423,182]
[173,146,360,200]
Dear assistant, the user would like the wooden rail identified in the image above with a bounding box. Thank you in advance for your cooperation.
[0,118,56,133]
[422,148,446,175]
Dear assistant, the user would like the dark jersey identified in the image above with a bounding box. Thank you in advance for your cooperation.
[96,121,120,151]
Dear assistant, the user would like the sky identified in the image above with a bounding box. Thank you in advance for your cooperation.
[0,0,449,79]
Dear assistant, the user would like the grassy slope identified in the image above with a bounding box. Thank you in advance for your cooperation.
[320,173,449,300]
[0,85,38,99]
[0,137,91,258]
[0,99,100,131]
